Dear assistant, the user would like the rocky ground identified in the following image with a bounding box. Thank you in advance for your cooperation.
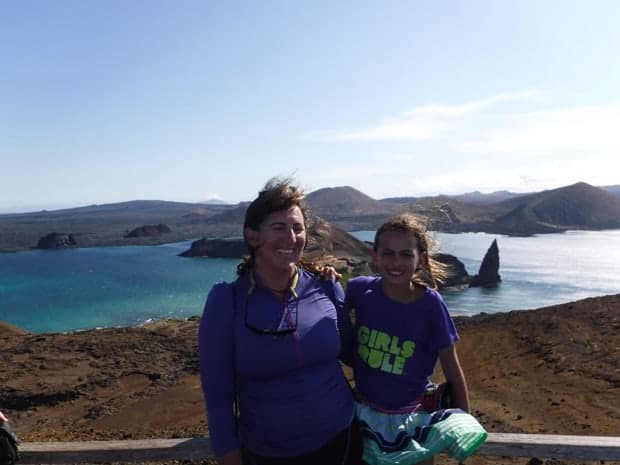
[1,294,619,465]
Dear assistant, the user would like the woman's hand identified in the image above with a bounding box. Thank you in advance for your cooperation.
[217,449,242,465]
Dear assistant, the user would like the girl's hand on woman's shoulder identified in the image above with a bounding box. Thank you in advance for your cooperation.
[318,265,341,282]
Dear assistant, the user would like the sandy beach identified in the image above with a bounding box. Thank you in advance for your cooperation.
[1,294,619,465]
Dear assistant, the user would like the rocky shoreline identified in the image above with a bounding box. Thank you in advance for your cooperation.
[1,294,619,465]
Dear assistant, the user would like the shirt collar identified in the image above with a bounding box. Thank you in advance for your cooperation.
[248,267,300,299]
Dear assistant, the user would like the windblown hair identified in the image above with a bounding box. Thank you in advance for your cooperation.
[373,213,449,289]
[237,177,319,276]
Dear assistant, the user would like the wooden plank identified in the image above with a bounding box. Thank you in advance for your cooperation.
[19,437,214,464]
[18,433,620,464]
[479,433,620,460]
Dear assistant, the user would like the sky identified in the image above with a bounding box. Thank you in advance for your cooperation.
[1,0,619,213]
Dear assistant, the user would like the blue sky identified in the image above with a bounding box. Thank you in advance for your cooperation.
[1,1,619,212]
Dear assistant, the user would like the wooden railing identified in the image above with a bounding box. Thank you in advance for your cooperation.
[18,433,620,464]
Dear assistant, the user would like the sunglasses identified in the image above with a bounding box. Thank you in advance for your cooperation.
[244,293,299,336]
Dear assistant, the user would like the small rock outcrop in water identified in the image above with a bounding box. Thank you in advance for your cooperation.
[125,224,171,238]
[470,239,501,287]
[179,238,247,258]
[433,253,471,289]
[36,232,77,249]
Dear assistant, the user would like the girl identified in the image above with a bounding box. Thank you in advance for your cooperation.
[346,213,487,465]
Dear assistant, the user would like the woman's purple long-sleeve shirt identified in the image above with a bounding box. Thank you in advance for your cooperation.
[198,269,354,457]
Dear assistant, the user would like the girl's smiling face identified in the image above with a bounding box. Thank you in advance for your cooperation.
[372,230,425,288]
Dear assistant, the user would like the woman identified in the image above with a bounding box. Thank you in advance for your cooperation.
[199,178,361,465]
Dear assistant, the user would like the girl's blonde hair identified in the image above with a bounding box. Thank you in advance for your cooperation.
[373,213,449,289]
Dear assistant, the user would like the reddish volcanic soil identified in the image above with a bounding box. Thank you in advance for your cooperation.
[1,294,619,465]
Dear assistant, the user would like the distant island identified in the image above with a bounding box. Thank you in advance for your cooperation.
[0,181,619,253]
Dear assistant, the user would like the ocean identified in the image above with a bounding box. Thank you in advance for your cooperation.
[1,230,619,333]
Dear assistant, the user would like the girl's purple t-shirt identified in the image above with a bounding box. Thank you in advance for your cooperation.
[347,276,458,409]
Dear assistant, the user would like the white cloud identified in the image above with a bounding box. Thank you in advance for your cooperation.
[404,159,620,195]
[306,92,620,159]
[203,192,225,202]
[305,90,541,142]
[457,104,620,154]
[301,91,620,198]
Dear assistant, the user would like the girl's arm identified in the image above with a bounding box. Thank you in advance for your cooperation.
[438,344,471,412]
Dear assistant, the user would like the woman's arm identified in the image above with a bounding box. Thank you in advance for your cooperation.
[438,344,471,412]
[317,270,354,366]
[199,284,242,463]
[330,279,354,366]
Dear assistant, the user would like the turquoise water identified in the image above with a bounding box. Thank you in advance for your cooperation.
[1,231,619,333]
[0,241,238,333]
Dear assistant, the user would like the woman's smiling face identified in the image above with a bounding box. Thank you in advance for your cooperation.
[245,206,306,276]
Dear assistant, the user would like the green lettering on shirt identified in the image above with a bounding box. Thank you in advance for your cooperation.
[356,325,415,375]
